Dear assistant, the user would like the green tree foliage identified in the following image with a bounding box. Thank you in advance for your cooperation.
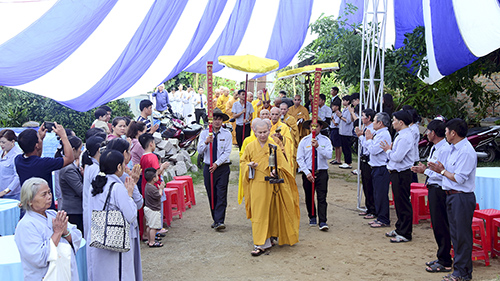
[0,86,133,139]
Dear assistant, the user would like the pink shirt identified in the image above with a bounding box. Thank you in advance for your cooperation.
[130,138,144,166]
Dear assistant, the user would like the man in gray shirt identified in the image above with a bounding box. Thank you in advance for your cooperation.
[429,118,477,281]
[232,89,254,150]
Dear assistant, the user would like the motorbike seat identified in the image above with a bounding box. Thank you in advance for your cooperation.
[467,126,491,137]
[184,124,202,135]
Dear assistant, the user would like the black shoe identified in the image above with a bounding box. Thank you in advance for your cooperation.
[211,222,216,228]
[214,223,226,231]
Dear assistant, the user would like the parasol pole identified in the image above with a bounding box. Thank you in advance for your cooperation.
[242,74,248,144]
[207,61,214,210]
[310,68,322,217]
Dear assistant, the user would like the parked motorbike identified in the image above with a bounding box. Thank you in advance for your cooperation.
[418,125,500,162]
[153,111,203,157]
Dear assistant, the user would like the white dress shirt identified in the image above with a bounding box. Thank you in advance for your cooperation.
[424,138,450,186]
[441,138,477,192]
[197,128,232,166]
[366,127,391,167]
[386,127,415,171]
[297,134,333,175]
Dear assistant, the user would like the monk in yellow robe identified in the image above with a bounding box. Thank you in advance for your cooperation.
[288,94,310,139]
[240,119,300,255]
[213,88,221,105]
[252,90,262,119]
[279,103,300,148]
[216,87,230,115]
[238,118,261,205]
[269,107,295,176]
[226,91,239,144]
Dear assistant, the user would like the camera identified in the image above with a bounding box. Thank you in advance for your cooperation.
[44,122,55,132]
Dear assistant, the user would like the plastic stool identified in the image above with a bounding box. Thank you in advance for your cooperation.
[492,218,500,258]
[411,188,430,224]
[473,208,500,254]
[450,217,490,266]
[174,175,196,207]
[163,187,182,226]
[410,183,426,189]
[166,180,188,213]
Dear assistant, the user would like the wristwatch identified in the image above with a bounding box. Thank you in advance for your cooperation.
[440,170,446,175]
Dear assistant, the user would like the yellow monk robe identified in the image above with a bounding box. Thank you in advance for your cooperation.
[288,104,310,139]
[240,138,300,246]
[282,114,300,148]
[237,134,257,204]
[216,94,229,115]
[251,99,263,120]
[270,120,295,177]
[226,96,238,144]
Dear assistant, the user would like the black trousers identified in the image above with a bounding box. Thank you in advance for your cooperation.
[68,213,84,236]
[427,184,452,267]
[203,164,230,224]
[372,166,390,224]
[447,192,475,279]
[301,170,329,223]
[390,169,413,239]
[360,159,375,215]
[235,124,250,150]
[340,135,352,164]
[195,108,207,124]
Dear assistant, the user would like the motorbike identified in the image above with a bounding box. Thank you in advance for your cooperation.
[153,111,203,157]
[418,125,500,162]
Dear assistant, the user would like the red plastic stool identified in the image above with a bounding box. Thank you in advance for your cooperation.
[410,183,426,189]
[450,217,490,266]
[473,208,500,254]
[163,187,182,226]
[166,180,188,213]
[389,182,394,206]
[174,175,196,207]
[492,218,500,258]
[411,188,430,224]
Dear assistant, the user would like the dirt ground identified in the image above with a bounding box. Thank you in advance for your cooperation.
[141,147,500,281]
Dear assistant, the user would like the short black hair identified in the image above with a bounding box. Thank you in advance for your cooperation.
[139,99,153,111]
[112,117,126,127]
[362,108,376,122]
[144,167,158,183]
[17,129,39,154]
[342,95,351,103]
[405,108,421,123]
[139,133,155,149]
[106,138,130,154]
[99,105,112,113]
[392,110,412,126]
[427,120,446,138]
[85,128,106,142]
[351,92,360,100]
[237,89,246,95]
[279,90,287,97]
[446,118,468,138]
[319,94,326,102]
[94,108,107,119]
[331,86,339,92]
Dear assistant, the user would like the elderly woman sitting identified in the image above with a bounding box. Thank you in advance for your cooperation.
[15,177,82,281]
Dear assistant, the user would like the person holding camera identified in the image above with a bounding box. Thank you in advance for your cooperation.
[15,122,74,210]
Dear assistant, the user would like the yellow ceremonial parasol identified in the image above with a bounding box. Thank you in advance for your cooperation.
[277,62,339,80]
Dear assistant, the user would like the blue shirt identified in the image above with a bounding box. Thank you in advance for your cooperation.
[137,115,152,133]
[0,145,22,199]
[232,101,254,125]
[441,138,476,192]
[297,134,333,175]
[197,128,232,166]
[152,89,170,111]
[366,127,391,167]
[386,127,414,171]
[339,107,353,136]
[424,138,450,186]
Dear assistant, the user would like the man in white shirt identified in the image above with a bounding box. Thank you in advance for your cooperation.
[193,86,208,125]
[297,120,333,231]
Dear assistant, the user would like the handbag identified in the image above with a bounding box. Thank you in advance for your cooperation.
[90,182,131,252]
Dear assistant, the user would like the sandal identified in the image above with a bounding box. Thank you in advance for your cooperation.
[358,211,368,216]
[148,241,163,248]
[385,230,397,237]
[390,234,410,243]
[156,232,166,237]
[442,274,470,281]
[370,222,390,228]
[426,262,452,273]
[426,259,439,267]
[251,247,267,256]
[368,220,379,225]
[364,214,376,219]
[270,237,278,246]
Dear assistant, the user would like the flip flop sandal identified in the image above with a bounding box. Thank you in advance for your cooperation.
[158,228,168,234]
[368,220,380,225]
[358,211,368,216]
[385,230,397,237]
[442,274,468,281]
[364,214,376,219]
[370,222,390,228]
[148,241,163,248]
[426,262,452,273]
[156,233,166,237]
[251,247,267,257]
[390,234,410,243]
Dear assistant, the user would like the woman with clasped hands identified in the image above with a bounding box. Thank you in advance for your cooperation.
[15,177,83,281]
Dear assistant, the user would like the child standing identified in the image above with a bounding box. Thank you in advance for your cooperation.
[329,100,342,165]
[143,167,165,247]
[336,95,353,169]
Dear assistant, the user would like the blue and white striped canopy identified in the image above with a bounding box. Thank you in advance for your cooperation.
[341,0,500,84]
[0,0,333,111]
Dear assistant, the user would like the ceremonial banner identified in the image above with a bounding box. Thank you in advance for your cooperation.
[310,68,322,216]
[207,61,214,209]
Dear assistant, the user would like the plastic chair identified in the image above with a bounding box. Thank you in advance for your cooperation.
[450,217,490,266]
[411,188,430,224]
[163,187,182,226]
[492,218,500,258]
[410,183,426,189]
[473,208,500,254]
[166,180,188,213]
[174,175,196,207]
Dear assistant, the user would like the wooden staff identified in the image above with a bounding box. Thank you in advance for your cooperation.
[310,68,322,216]
[242,74,248,144]
[207,61,214,209]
